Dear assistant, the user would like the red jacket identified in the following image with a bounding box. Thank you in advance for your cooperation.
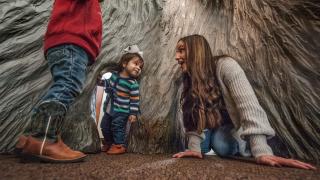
[44,0,102,64]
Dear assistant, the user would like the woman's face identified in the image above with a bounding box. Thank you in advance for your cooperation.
[175,40,187,72]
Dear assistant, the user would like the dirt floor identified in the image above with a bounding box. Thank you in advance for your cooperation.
[0,153,319,180]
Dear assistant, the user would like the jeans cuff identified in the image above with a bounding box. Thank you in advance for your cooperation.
[38,100,67,116]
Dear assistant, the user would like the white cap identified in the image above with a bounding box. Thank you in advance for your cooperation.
[124,45,143,58]
[102,72,112,80]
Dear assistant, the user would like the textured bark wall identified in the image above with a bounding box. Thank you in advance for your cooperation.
[0,0,319,161]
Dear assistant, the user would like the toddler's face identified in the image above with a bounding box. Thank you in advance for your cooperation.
[123,57,143,78]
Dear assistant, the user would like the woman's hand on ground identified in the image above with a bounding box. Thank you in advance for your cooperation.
[128,115,137,123]
[256,155,316,170]
[172,150,203,159]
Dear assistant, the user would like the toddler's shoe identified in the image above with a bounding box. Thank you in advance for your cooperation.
[101,144,111,152]
[106,144,126,155]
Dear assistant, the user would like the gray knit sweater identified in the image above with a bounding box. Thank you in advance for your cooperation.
[186,57,275,158]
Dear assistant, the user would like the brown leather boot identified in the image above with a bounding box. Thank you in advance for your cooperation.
[16,135,86,163]
[106,144,126,155]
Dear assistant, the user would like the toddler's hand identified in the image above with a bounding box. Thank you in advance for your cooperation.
[128,115,137,123]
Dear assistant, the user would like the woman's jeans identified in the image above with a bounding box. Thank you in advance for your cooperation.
[30,44,89,141]
[201,124,239,157]
[100,113,129,145]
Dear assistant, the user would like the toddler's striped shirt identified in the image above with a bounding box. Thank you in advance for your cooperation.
[104,72,140,115]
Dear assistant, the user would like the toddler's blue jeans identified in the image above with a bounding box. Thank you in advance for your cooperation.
[101,113,129,145]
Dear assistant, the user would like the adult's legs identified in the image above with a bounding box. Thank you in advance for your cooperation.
[210,124,239,157]
[201,129,212,153]
[42,44,88,108]
[30,44,89,141]
[18,44,89,162]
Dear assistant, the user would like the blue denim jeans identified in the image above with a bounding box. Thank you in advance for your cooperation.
[100,113,129,145]
[30,44,89,141]
[201,124,239,157]
[41,44,89,109]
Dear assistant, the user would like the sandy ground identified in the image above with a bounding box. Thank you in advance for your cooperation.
[0,153,319,180]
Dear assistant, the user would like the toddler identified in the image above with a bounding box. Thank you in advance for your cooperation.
[101,45,144,154]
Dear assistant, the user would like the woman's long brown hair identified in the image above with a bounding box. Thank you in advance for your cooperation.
[179,34,223,133]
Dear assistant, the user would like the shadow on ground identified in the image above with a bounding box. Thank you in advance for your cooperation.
[0,153,319,179]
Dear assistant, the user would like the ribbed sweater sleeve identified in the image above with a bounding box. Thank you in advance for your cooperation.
[220,58,275,157]
[186,131,205,153]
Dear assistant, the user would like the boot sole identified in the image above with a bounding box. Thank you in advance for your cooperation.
[19,153,86,163]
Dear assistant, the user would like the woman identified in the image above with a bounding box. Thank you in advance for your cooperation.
[172,34,315,170]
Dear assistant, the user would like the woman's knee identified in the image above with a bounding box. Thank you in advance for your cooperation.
[211,127,239,157]
[201,129,212,153]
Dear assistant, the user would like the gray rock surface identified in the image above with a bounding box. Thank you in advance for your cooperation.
[0,0,319,161]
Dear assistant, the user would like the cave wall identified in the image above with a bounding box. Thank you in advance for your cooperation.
[0,0,319,161]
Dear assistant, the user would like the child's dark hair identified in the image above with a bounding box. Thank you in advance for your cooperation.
[97,53,144,79]
[117,53,144,72]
